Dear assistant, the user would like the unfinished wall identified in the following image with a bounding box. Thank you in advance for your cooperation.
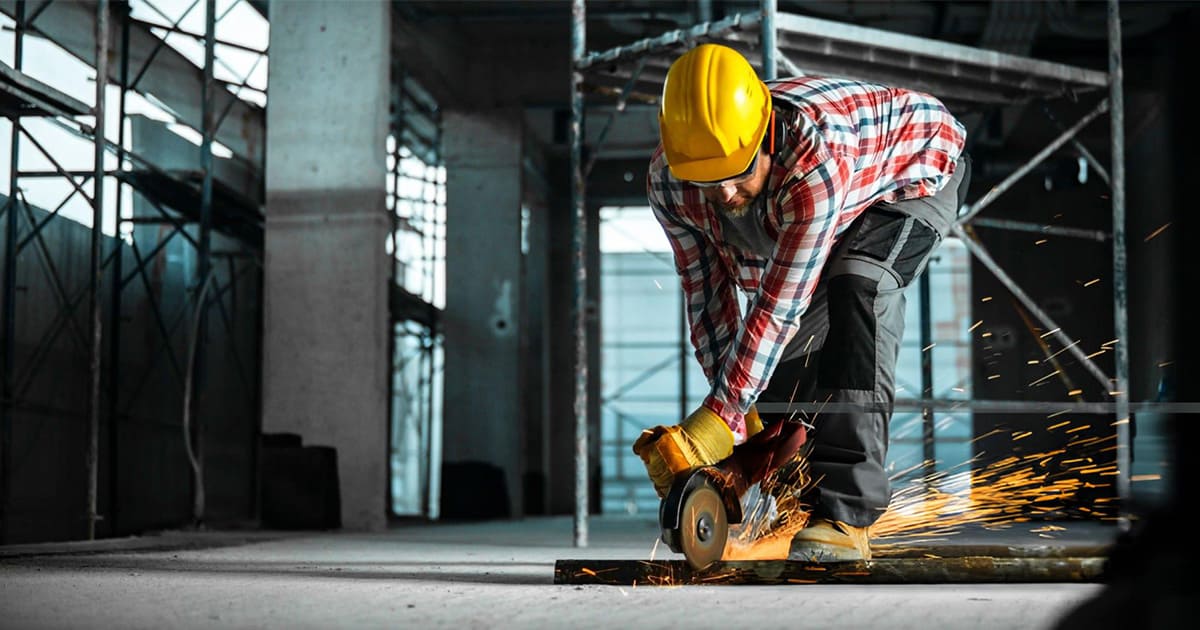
[0,194,260,543]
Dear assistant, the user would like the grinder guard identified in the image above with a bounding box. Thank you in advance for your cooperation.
[659,419,809,557]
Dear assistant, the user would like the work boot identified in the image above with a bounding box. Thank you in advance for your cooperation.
[788,518,872,562]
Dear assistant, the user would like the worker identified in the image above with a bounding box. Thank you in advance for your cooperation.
[633,43,971,562]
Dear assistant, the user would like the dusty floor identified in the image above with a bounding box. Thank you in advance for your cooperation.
[0,515,1115,629]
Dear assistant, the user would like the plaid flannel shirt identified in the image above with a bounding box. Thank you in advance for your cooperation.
[647,76,967,443]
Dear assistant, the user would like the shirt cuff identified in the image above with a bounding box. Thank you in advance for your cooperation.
[703,395,746,445]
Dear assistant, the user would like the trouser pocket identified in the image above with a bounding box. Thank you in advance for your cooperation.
[844,209,941,286]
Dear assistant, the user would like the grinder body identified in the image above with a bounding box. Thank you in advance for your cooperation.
[658,419,808,569]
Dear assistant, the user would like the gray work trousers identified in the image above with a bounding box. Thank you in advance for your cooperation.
[757,154,972,528]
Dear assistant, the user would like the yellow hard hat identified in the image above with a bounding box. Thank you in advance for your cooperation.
[659,43,771,182]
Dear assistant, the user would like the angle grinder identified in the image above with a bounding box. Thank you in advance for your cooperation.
[658,419,808,570]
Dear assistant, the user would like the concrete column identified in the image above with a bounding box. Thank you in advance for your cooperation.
[262,0,391,531]
[442,109,525,519]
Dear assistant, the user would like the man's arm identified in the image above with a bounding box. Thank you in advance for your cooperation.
[704,152,855,423]
[648,194,742,386]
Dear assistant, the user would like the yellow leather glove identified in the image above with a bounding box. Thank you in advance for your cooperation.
[632,406,735,498]
[745,405,764,438]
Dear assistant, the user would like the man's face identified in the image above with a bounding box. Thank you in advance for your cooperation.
[697,148,771,217]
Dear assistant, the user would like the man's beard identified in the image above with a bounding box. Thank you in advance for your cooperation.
[721,203,751,218]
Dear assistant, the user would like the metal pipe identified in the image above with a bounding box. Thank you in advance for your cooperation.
[128,0,203,92]
[761,0,777,80]
[14,128,96,216]
[577,12,757,70]
[86,0,109,541]
[22,0,50,27]
[17,177,94,254]
[14,163,99,259]
[126,16,267,56]
[957,98,1108,225]
[200,0,215,309]
[1107,0,1131,533]
[107,0,131,536]
[186,0,217,527]
[968,217,1108,242]
[386,71,403,521]
[570,0,588,548]
[213,52,266,133]
[0,0,26,546]
[182,273,213,529]
[426,119,443,521]
[36,115,209,194]
[131,0,258,90]
[17,193,92,351]
[754,399,1200,415]
[554,556,1106,585]
[13,170,103,178]
[918,273,935,478]
[679,290,688,424]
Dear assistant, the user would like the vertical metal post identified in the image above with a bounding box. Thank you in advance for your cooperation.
[87,0,110,541]
[106,0,131,536]
[385,76,399,520]
[426,120,444,522]
[392,70,405,286]
[189,0,217,526]
[697,0,712,24]
[570,0,588,548]
[0,0,26,545]
[679,291,688,422]
[919,273,935,477]
[1107,0,1131,533]
[761,0,777,80]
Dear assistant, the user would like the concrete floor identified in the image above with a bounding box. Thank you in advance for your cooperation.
[0,515,1114,630]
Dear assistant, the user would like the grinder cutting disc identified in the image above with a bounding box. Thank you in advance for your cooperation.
[678,481,728,570]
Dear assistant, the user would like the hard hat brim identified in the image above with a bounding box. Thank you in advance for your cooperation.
[663,81,772,183]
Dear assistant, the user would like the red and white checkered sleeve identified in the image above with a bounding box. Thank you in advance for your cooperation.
[704,152,855,439]
[648,187,741,387]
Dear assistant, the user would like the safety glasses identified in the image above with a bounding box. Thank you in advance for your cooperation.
[687,151,759,189]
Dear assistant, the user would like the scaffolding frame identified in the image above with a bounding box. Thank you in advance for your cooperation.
[386,64,445,520]
[0,0,266,542]
[567,0,1181,545]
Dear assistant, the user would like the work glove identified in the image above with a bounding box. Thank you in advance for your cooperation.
[632,405,736,498]
[744,405,764,438]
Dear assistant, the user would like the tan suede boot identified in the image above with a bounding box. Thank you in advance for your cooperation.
[788,518,872,562]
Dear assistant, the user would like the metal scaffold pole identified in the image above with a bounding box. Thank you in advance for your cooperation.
[185,0,218,527]
[1107,0,1131,533]
[0,0,25,546]
[107,0,133,537]
[761,0,776,80]
[86,0,110,541]
[570,0,589,548]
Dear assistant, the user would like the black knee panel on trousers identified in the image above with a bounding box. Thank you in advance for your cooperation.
[819,275,877,391]
[843,208,940,285]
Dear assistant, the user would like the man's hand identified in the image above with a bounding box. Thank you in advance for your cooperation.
[744,405,764,438]
[631,405,735,498]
